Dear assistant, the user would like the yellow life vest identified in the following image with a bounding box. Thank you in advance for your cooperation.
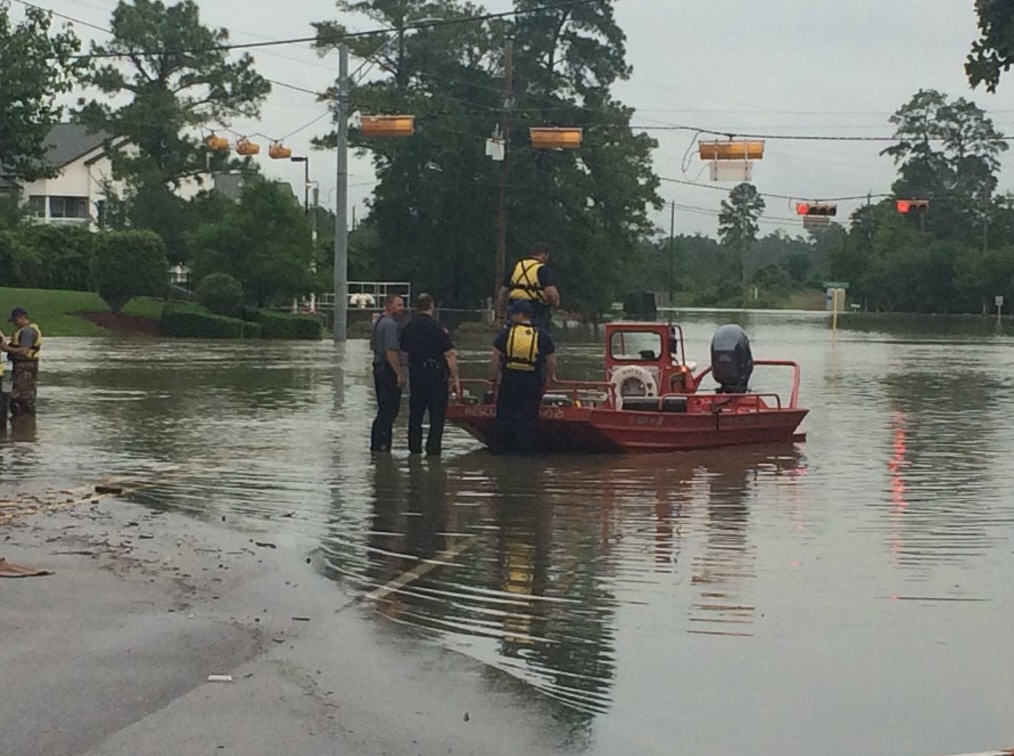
[505,324,539,372]
[508,258,546,303]
[12,322,42,361]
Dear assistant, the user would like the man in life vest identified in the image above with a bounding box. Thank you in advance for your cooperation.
[0,308,42,417]
[498,242,560,330]
[489,300,557,454]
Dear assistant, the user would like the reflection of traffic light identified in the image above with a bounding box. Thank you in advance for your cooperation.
[795,202,837,216]
[896,199,929,214]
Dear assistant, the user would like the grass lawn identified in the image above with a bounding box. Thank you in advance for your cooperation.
[0,287,165,336]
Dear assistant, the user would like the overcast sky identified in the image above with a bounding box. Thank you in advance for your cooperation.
[19,0,1014,237]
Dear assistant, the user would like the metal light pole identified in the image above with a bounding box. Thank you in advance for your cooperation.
[668,200,676,305]
[291,156,309,214]
[333,43,349,343]
[493,40,513,306]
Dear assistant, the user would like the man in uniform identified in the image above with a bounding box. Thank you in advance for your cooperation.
[489,300,557,454]
[370,295,405,452]
[400,293,461,456]
[0,308,42,417]
[498,242,560,330]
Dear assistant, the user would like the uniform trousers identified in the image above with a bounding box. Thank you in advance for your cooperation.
[408,361,449,455]
[494,371,543,454]
[371,362,402,452]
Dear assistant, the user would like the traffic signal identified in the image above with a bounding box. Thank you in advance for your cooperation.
[795,202,837,216]
[896,199,929,214]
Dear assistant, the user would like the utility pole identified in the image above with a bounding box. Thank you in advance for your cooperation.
[668,200,676,305]
[493,40,513,309]
[333,43,349,343]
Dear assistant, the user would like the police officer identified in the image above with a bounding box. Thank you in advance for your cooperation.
[498,242,560,331]
[489,300,557,454]
[0,308,42,417]
[370,294,405,452]
[400,293,461,456]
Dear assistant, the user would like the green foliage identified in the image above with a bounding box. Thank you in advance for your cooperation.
[0,6,82,182]
[967,0,1014,92]
[196,272,244,317]
[76,0,270,189]
[313,0,660,315]
[0,226,96,290]
[93,231,169,313]
[0,286,163,335]
[187,178,313,307]
[161,301,245,338]
[244,309,321,340]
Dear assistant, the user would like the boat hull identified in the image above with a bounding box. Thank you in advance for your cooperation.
[446,403,808,454]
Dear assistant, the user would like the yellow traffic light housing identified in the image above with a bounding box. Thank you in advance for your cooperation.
[236,138,260,156]
[205,134,230,152]
[268,142,293,160]
[699,140,765,161]
[530,127,583,149]
[360,115,415,138]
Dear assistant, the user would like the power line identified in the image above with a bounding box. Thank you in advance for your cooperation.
[660,176,890,203]
[11,0,109,33]
[60,0,602,60]
[636,125,1014,142]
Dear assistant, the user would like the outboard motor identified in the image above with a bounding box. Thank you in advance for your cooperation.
[710,325,753,394]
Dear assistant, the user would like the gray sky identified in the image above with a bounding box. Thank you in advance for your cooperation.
[19,0,1014,237]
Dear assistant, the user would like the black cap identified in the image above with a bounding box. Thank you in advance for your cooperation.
[9,307,27,322]
[508,300,533,317]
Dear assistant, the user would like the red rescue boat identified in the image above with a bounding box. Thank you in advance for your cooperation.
[446,322,807,454]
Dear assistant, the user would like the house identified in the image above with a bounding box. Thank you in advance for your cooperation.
[13,124,120,228]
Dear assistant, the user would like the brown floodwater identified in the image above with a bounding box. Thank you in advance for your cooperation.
[3,311,1014,755]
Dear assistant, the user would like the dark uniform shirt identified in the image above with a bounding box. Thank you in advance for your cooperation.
[400,313,453,370]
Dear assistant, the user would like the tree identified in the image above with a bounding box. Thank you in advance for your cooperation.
[94,231,169,313]
[76,0,270,258]
[967,0,1014,92]
[718,182,765,289]
[186,179,313,307]
[881,90,1007,243]
[313,0,660,314]
[0,6,81,182]
[77,0,270,188]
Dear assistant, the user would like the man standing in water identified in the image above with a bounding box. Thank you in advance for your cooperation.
[0,308,42,417]
[400,293,461,456]
[370,295,405,452]
[489,300,556,453]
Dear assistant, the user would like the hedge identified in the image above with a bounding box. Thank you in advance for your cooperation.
[94,231,169,313]
[244,308,321,340]
[0,225,97,291]
[161,302,246,339]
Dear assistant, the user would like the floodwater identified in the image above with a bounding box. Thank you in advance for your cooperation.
[4,311,1014,755]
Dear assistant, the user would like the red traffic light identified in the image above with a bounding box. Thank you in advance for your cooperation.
[896,198,928,214]
[796,202,837,217]
[795,202,810,215]
[896,200,911,213]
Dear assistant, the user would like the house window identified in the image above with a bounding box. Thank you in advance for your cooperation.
[49,196,89,219]
[27,196,46,217]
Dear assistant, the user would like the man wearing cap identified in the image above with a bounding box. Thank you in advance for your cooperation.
[489,300,557,454]
[498,242,560,331]
[0,308,42,417]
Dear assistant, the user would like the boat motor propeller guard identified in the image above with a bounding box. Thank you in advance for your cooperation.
[710,324,753,394]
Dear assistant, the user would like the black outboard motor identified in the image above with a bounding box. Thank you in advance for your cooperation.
[710,325,753,394]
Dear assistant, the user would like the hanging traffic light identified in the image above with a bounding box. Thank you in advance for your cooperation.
[796,202,837,216]
[699,140,765,161]
[268,142,293,159]
[530,127,583,149]
[205,134,229,152]
[236,138,260,156]
[360,115,415,138]
[896,199,929,214]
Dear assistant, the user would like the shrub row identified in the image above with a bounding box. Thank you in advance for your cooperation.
[162,303,318,340]
[241,307,321,340]
[0,225,98,291]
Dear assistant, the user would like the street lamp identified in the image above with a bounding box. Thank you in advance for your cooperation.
[290,156,309,214]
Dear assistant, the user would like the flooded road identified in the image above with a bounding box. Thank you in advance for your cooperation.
[3,312,1014,755]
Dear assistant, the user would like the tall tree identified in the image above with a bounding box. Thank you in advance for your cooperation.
[77,0,270,188]
[313,0,660,314]
[881,89,1007,242]
[0,5,81,183]
[967,0,1014,92]
[76,0,270,258]
[718,182,765,289]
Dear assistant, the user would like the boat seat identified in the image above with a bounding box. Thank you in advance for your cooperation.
[621,396,687,413]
